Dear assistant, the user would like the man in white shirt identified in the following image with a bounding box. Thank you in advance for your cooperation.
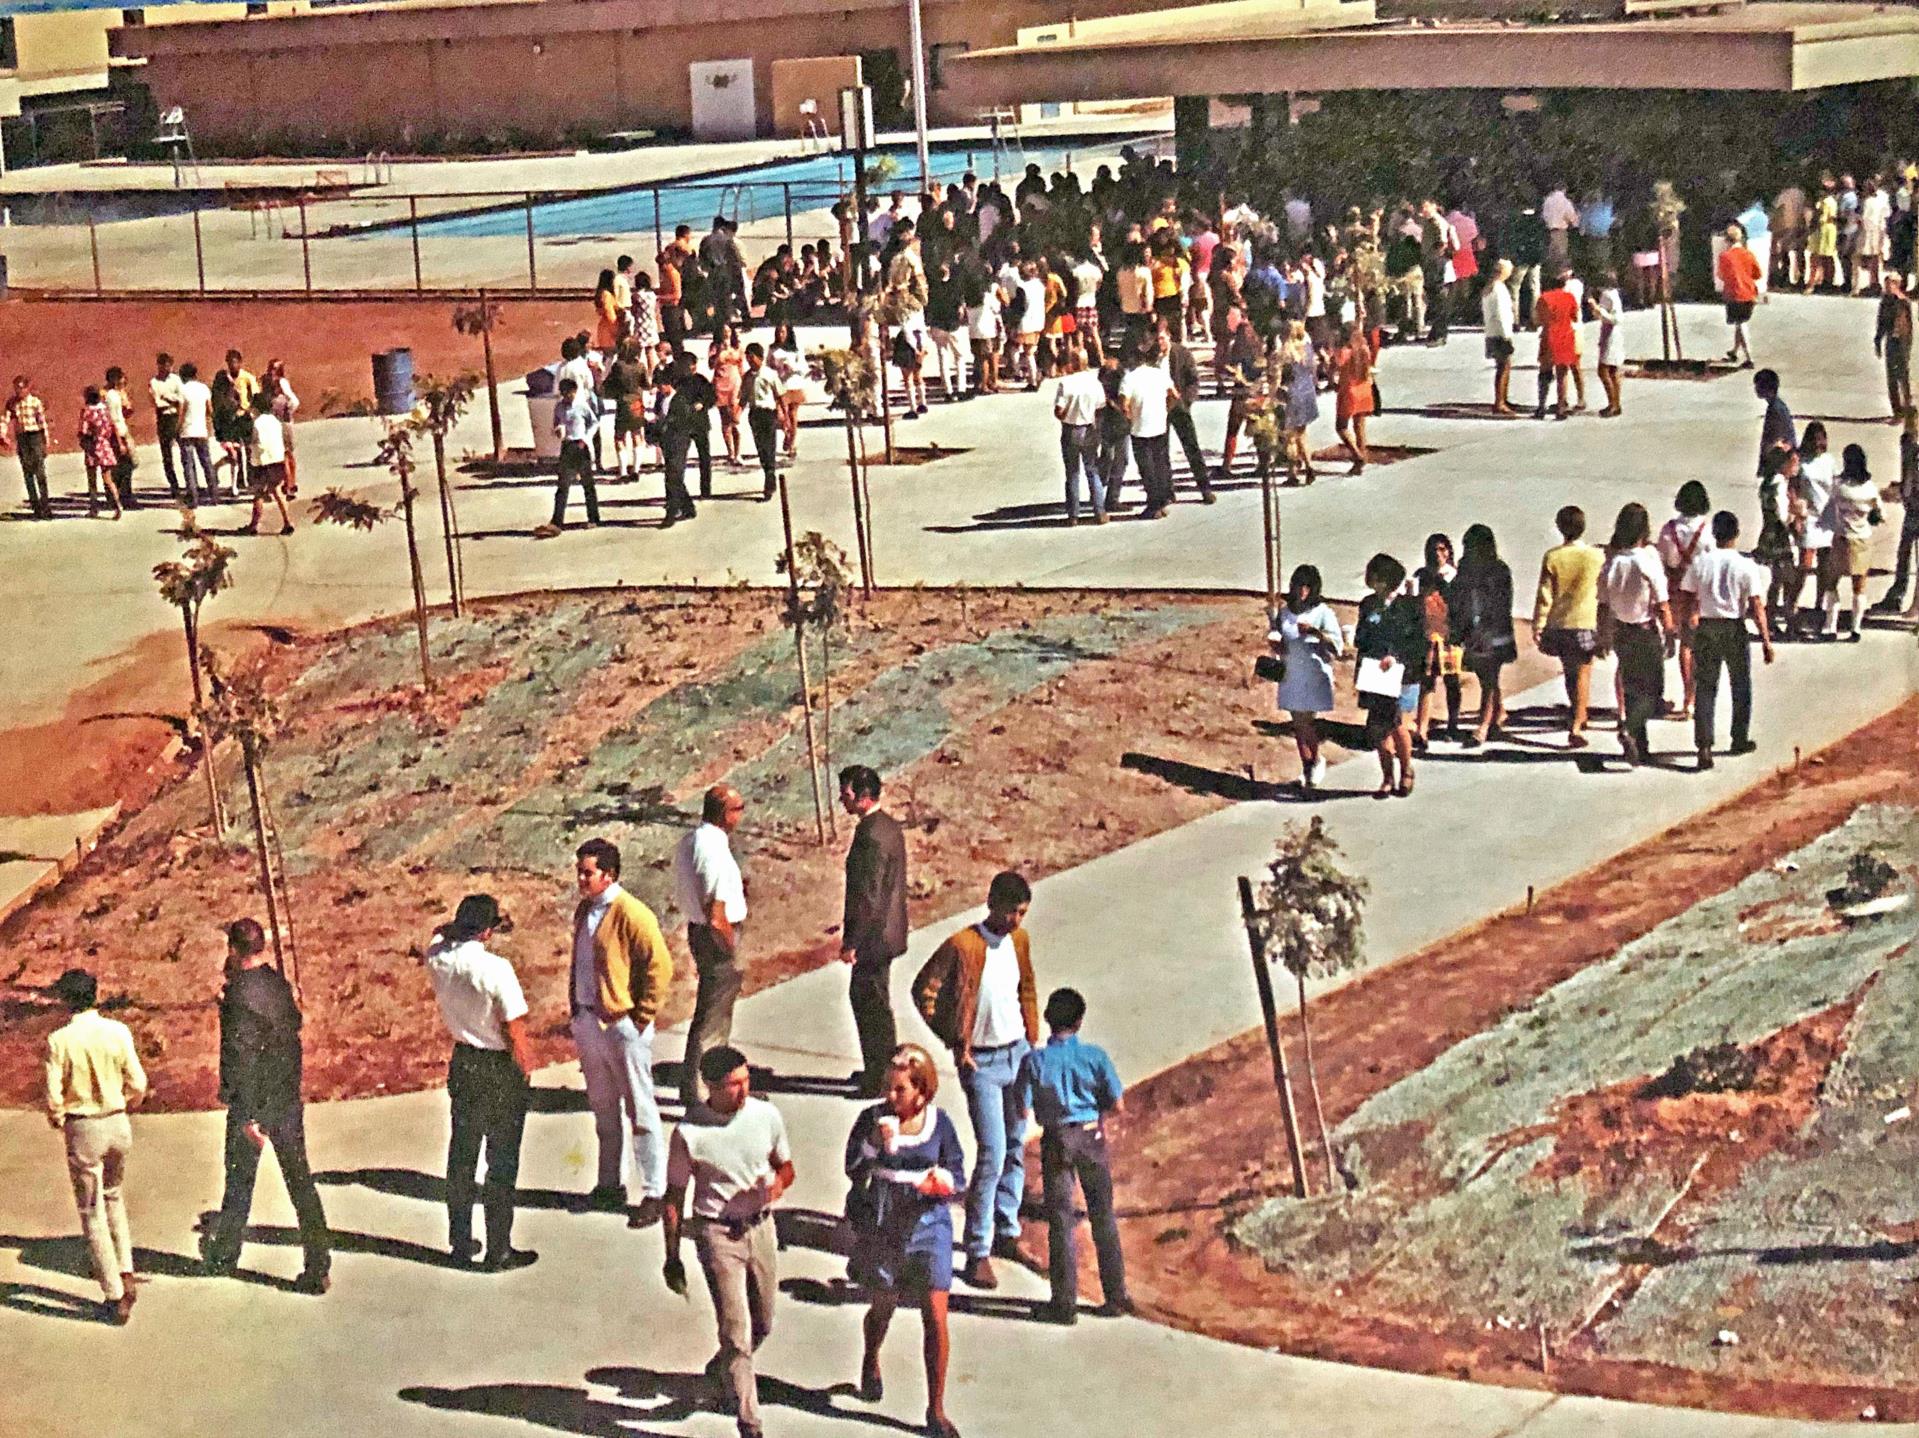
[662,1045,794,1438]
[1119,350,1179,520]
[1053,347,1107,524]
[176,360,217,506]
[43,968,147,1323]
[243,393,294,536]
[1682,511,1775,771]
[675,785,749,1107]
[149,352,186,501]
[1542,183,1579,268]
[1599,519,1675,766]
[424,894,538,1270]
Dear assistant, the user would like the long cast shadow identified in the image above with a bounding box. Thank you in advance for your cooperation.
[0,1280,115,1324]
[781,1274,1056,1326]
[315,1166,592,1215]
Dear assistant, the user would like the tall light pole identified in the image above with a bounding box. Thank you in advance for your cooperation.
[906,0,932,196]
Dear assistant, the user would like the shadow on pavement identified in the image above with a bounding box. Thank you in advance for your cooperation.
[313,1166,591,1216]
[0,1280,113,1324]
[399,1381,673,1438]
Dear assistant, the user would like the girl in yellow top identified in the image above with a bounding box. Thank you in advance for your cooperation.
[593,269,622,353]
[1148,232,1188,329]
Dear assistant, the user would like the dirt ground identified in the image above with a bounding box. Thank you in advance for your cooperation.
[1087,695,1919,1421]
[0,296,592,437]
[2,584,1553,1115]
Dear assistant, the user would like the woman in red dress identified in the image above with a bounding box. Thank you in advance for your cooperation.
[1532,272,1581,420]
[1334,320,1377,474]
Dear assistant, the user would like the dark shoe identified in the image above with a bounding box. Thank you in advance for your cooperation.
[627,1196,664,1230]
[586,1184,628,1213]
[1697,748,1715,772]
[1096,1295,1139,1318]
[1041,1302,1078,1326]
[960,1256,998,1290]
[294,1269,331,1296]
[991,1234,1023,1263]
[1619,734,1641,768]
[926,1413,962,1438]
[450,1238,481,1266]
[1729,739,1758,757]
[483,1248,539,1272]
[1201,491,1217,505]
[109,1288,136,1325]
[858,1367,884,1403]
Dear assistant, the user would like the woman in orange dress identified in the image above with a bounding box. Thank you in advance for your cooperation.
[1334,320,1376,474]
[592,269,622,354]
[1532,272,1581,420]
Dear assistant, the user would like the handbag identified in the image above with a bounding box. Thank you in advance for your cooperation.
[1254,653,1287,684]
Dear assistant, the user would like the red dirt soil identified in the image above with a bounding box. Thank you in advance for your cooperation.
[0,296,593,440]
[1040,695,1919,1422]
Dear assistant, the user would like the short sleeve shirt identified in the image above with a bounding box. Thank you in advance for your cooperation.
[424,937,528,1050]
[1599,547,1669,625]
[667,1096,791,1220]
[674,822,747,925]
[1682,548,1765,620]
[1119,364,1176,438]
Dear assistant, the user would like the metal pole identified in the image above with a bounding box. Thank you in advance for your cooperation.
[652,187,663,257]
[906,0,932,196]
[88,211,102,294]
[193,205,206,294]
[298,197,312,294]
[783,182,794,251]
[409,195,423,293]
[525,193,538,292]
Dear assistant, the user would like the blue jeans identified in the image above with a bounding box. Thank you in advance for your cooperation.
[178,436,214,505]
[1059,423,1103,521]
[960,1039,1030,1259]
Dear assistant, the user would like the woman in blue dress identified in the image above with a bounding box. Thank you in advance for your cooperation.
[1280,319,1321,483]
[845,1043,968,1438]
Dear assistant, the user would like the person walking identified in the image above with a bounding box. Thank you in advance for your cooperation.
[1017,988,1134,1326]
[534,377,600,538]
[1158,321,1216,504]
[43,968,146,1323]
[1598,503,1675,768]
[1449,523,1518,747]
[102,366,138,510]
[1533,505,1605,747]
[423,894,538,1271]
[1412,533,1462,748]
[744,344,781,501]
[149,353,186,502]
[177,362,217,504]
[1270,564,1344,792]
[1716,225,1762,368]
[911,870,1039,1291]
[1756,448,1803,636]
[1755,368,1797,477]
[1278,320,1320,484]
[1481,258,1517,417]
[241,390,295,536]
[845,1043,966,1438]
[1052,344,1107,524]
[1825,443,1885,640]
[3,375,54,519]
[1682,511,1775,771]
[1875,274,1914,421]
[676,785,750,1109]
[569,837,675,1223]
[1657,480,1714,718]
[1532,273,1580,420]
[1790,421,1838,639]
[769,323,808,460]
[202,918,331,1293]
[839,765,910,1098]
[1354,552,1424,797]
[661,351,716,526]
[1872,407,1919,616]
[1119,341,1178,520]
[1593,272,1626,417]
[711,324,747,470]
[76,386,124,521]
[1333,321,1376,473]
[662,1046,795,1438]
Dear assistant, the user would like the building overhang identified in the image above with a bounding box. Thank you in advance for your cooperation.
[946,1,1919,106]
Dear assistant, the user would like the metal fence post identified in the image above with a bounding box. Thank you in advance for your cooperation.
[298,197,312,294]
[525,193,537,292]
[192,205,206,294]
[409,195,423,293]
[88,211,102,294]
[652,187,663,257]
[783,182,793,251]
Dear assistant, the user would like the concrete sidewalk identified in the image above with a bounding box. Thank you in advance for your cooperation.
[1,645,1911,1437]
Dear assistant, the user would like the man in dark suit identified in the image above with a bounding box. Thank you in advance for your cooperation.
[838,765,909,1097]
[203,918,332,1293]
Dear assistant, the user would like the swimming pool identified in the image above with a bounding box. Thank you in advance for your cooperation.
[396,136,1160,242]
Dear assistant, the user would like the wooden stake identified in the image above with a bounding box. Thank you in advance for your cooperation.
[1238,876,1309,1199]
[777,469,830,847]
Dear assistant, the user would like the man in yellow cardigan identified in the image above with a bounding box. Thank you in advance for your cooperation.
[912,870,1039,1290]
[570,837,675,1226]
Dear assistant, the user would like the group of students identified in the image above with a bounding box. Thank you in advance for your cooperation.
[2,351,302,534]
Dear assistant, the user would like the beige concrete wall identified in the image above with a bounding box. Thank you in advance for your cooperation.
[10,13,114,78]
[769,55,861,137]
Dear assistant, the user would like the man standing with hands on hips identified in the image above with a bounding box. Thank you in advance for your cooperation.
[662,1046,796,1438]
[677,785,749,1110]
[912,870,1039,1291]
[569,837,675,1225]
[838,765,910,1098]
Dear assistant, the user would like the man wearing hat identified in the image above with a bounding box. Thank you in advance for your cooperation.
[203,917,332,1293]
[424,895,538,1271]
[42,967,147,1323]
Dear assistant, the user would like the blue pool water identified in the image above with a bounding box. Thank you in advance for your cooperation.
[396,137,1152,242]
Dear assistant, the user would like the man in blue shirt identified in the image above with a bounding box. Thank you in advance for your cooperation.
[540,377,601,536]
[1016,988,1134,1324]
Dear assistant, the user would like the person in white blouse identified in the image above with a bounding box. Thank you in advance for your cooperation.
[674,785,749,1107]
[1481,259,1517,416]
[1682,511,1775,770]
[1598,502,1674,767]
[1269,563,1345,791]
[1592,274,1626,417]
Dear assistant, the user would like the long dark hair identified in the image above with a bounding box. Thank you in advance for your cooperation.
[595,268,616,297]
[1418,532,1453,591]
[1459,522,1500,568]
[1286,563,1324,611]
[1606,501,1652,554]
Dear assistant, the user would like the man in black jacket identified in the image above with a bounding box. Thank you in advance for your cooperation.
[837,765,909,1097]
[1156,320,1215,505]
[203,919,331,1293]
[662,351,715,524]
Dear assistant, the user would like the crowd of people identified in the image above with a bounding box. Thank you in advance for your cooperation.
[42,767,1132,1438]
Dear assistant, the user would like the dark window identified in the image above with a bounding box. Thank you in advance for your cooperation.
[245,2,268,14]
[122,9,147,25]
[0,19,18,72]
[928,41,968,91]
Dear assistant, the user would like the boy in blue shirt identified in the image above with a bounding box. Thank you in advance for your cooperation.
[1016,987,1135,1324]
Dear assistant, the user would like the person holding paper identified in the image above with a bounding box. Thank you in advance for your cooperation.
[1269,564,1345,793]
[1353,552,1426,799]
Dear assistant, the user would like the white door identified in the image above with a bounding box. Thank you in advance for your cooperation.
[690,60,757,142]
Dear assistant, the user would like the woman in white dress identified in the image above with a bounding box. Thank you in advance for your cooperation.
[1856,178,1891,295]
[1790,421,1837,638]
[1269,563,1345,792]
[1593,274,1626,418]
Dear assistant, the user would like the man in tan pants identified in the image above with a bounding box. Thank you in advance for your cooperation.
[42,968,148,1323]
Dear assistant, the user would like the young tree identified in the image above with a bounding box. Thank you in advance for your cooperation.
[409,372,480,616]
[309,423,433,690]
[452,291,505,462]
[1651,180,1688,363]
[1249,817,1369,1192]
[785,531,855,786]
[813,334,878,593]
[151,521,235,836]
[204,650,299,996]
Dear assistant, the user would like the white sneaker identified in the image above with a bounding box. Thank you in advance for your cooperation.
[1310,756,1328,787]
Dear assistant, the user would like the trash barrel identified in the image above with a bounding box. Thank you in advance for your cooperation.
[526,363,563,461]
[372,347,415,416]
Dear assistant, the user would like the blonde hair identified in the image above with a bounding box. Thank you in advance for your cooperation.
[888,1043,939,1100]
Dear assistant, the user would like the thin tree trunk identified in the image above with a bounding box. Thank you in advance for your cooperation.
[479,291,504,462]
[845,416,871,596]
[821,623,833,827]
[776,469,829,846]
[259,769,300,1000]
[1237,877,1309,1199]
[432,431,463,616]
[183,610,225,836]
[241,740,285,971]
[396,461,433,689]
[1296,970,1337,1193]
